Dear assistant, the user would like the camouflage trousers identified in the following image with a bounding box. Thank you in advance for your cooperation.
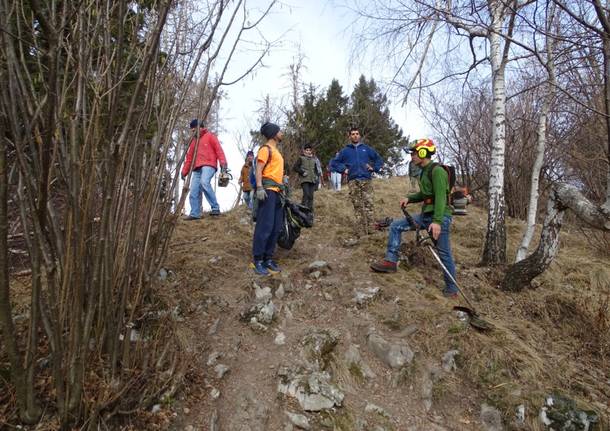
[348,179,374,235]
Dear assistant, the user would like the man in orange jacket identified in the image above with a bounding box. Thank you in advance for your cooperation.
[181,119,228,219]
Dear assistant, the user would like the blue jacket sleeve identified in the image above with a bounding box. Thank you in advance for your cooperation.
[370,147,384,172]
[330,150,347,173]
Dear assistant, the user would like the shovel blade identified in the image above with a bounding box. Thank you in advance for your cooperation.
[453,306,493,331]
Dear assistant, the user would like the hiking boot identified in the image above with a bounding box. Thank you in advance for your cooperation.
[183,215,201,221]
[263,259,281,273]
[370,259,397,273]
[250,261,270,276]
[442,289,459,299]
[210,209,221,216]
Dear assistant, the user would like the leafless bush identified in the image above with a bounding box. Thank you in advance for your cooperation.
[0,0,276,428]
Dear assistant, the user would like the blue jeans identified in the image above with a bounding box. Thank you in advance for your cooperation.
[243,190,253,209]
[385,214,458,294]
[252,190,284,261]
[189,166,219,217]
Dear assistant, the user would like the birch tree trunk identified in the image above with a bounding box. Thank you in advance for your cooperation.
[503,183,610,291]
[515,9,557,263]
[482,0,508,265]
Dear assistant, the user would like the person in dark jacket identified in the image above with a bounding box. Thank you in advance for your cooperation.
[330,127,384,235]
[370,139,458,298]
[293,143,321,211]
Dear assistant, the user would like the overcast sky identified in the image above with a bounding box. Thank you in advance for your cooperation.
[187,0,429,213]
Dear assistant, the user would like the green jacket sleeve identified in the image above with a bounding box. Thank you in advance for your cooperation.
[407,191,424,202]
[431,166,449,224]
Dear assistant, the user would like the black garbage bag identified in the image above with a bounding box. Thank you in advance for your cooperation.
[277,214,301,249]
[277,199,314,249]
[285,201,313,228]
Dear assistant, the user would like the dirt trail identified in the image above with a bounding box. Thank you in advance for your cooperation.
[157,177,609,431]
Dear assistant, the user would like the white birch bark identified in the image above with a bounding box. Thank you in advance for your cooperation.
[482,0,508,265]
[515,9,557,263]
[503,182,610,291]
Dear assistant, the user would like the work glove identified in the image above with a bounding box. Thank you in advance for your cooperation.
[220,166,228,174]
[181,174,186,181]
[256,187,267,201]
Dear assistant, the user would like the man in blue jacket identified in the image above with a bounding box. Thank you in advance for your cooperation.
[330,127,384,235]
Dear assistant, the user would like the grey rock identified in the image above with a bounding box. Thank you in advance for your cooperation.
[367,332,414,369]
[353,287,381,306]
[307,261,332,275]
[480,403,504,431]
[158,268,168,281]
[441,350,459,372]
[276,284,286,299]
[228,390,270,431]
[240,300,276,324]
[184,425,195,431]
[254,284,272,302]
[300,329,339,371]
[210,387,220,399]
[249,319,269,333]
[277,367,344,412]
[208,318,220,335]
[214,364,230,379]
[344,344,376,379]
[151,404,161,413]
[309,270,322,280]
[323,292,333,301]
[515,404,525,424]
[207,351,221,366]
[539,393,599,430]
[275,332,286,345]
[421,364,442,412]
[285,411,311,430]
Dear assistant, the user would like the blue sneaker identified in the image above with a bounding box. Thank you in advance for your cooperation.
[250,261,270,276]
[263,259,281,273]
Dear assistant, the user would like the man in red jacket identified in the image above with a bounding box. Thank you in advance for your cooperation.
[181,119,228,219]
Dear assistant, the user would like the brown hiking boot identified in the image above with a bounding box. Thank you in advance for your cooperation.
[370,259,397,273]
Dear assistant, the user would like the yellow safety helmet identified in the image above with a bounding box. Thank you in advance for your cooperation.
[408,138,436,159]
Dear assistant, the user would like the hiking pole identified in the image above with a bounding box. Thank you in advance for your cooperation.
[400,205,477,311]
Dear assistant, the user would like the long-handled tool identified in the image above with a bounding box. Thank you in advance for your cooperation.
[401,206,493,331]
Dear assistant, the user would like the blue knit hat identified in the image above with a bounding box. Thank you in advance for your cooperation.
[189,119,200,129]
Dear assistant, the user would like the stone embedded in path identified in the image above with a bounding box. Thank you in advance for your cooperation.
[207,351,221,366]
[277,366,344,412]
[253,283,272,303]
[275,332,286,345]
[239,299,276,325]
[344,344,376,380]
[365,403,390,418]
[285,411,311,430]
[421,364,442,412]
[441,350,459,372]
[306,261,332,276]
[367,332,414,369]
[300,329,339,371]
[214,364,230,379]
[353,287,381,306]
[480,403,504,431]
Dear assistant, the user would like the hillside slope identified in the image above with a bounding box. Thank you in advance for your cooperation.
[154,176,609,431]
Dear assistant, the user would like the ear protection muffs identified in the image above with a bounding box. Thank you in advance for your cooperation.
[413,138,436,158]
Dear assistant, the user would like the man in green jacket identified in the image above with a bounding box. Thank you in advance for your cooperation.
[293,143,321,210]
[370,139,458,298]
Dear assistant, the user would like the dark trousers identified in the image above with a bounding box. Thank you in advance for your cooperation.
[252,190,284,261]
[301,182,316,210]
